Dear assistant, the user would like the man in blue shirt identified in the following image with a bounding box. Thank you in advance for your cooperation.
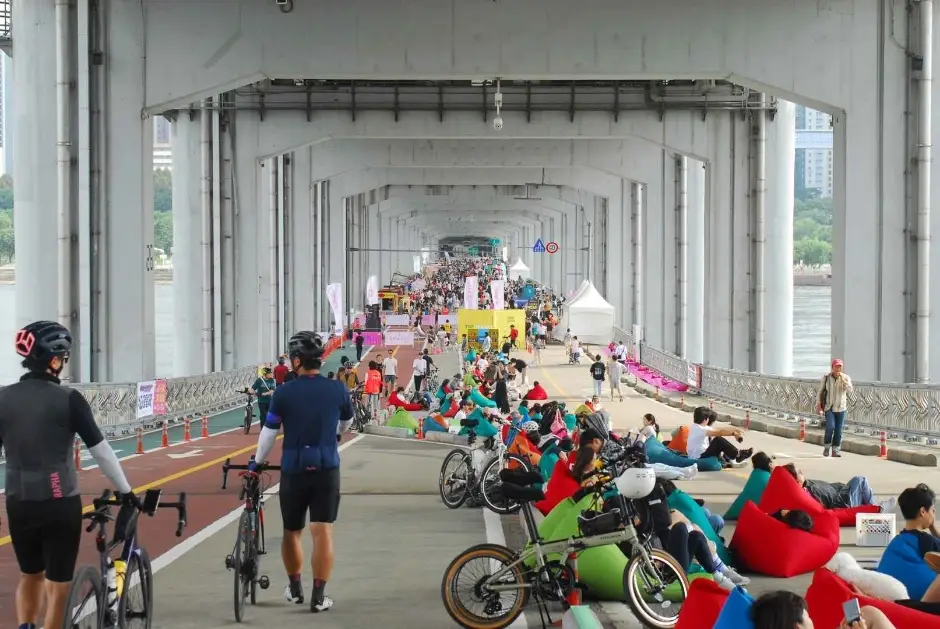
[251,331,353,613]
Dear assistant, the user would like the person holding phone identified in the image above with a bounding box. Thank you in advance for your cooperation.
[750,590,896,628]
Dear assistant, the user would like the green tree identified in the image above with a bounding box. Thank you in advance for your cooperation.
[0,174,13,211]
[154,168,172,213]
[795,237,831,266]
[154,210,173,255]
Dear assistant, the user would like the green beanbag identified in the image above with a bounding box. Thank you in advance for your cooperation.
[386,407,418,431]
[724,469,771,520]
[469,388,497,408]
[667,489,732,566]
[646,436,723,472]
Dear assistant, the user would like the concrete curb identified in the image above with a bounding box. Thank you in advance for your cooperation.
[362,425,414,439]
[621,376,938,467]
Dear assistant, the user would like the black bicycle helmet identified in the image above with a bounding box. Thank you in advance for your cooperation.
[15,320,73,362]
[287,330,323,360]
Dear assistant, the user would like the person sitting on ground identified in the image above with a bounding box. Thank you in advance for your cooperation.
[752,450,774,473]
[769,508,815,533]
[508,421,543,467]
[569,428,607,486]
[450,398,474,434]
[638,413,660,441]
[686,406,753,467]
[436,377,453,401]
[538,435,575,483]
[524,381,549,400]
[780,463,895,511]
[388,386,424,412]
[751,590,896,629]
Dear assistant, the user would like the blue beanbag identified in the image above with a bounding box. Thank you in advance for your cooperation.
[878,531,937,600]
[667,489,732,566]
[713,587,755,629]
[646,435,722,472]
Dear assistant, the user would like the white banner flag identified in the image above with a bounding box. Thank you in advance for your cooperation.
[326,283,344,335]
[490,279,505,310]
[464,275,479,310]
[366,275,379,306]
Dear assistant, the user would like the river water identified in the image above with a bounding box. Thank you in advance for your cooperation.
[0,283,833,383]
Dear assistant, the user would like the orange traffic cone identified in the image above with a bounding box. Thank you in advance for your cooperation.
[565,551,582,607]
[183,418,191,442]
[415,419,424,440]
[74,438,83,471]
[744,409,751,430]
[879,431,888,458]
[201,415,209,438]
[136,427,144,454]
[799,418,806,441]
[655,386,660,400]
[160,422,169,448]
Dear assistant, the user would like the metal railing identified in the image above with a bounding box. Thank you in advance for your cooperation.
[0,0,10,55]
[611,326,940,442]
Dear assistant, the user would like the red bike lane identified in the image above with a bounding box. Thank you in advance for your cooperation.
[0,428,359,621]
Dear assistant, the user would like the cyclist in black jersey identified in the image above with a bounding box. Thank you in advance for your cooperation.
[251,330,353,613]
[0,321,138,629]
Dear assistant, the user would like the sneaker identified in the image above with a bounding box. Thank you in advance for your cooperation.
[735,448,754,463]
[831,451,842,458]
[284,581,304,604]
[680,464,698,480]
[823,447,831,457]
[712,572,737,591]
[694,498,706,507]
[727,459,748,468]
[877,497,898,514]
[721,566,750,586]
[311,596,334,613]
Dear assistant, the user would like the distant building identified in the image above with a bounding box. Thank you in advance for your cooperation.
[1,52,11,176]
[796,106,833,198]
[153,116,172,170]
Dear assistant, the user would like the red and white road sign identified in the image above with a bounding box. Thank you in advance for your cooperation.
[546,241,560,254]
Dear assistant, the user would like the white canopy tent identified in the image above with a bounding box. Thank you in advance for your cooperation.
[567,279,590,301]
[508,258,531,281]
[556,281,616,343]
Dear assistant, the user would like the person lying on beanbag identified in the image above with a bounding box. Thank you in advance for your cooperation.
[780,462,895,511]
[770,508,814,533]
[388,387,424,412]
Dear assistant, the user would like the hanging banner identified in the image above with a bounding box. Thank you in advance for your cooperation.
[326,283,344,335]
[464,275,479,310]
[490,279,505,310]
[384,314,411,327]
[136,379,168,419]
[385,330,415,346]
[366,276,379,306]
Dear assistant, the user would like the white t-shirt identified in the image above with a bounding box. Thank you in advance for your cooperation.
[477,358,489,373]
[451,410,467,434]
[570,339,580,352]
[412,357,428,376]
[639,425,657,440]
[686,423,710,459]
[383,357,398,376]
[615,344,627,359]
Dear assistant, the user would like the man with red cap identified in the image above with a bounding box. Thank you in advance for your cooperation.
[817,358,854,457]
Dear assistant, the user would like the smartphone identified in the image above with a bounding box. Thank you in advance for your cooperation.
[842,598,862,625]
[142,488,163,514]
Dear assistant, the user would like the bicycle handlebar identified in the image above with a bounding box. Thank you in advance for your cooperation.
[90,488,188,537]
[221,457,281,490]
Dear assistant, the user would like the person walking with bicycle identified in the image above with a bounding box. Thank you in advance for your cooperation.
[249,331,353,613]
[0,321,139,629]
[251,367,276,425]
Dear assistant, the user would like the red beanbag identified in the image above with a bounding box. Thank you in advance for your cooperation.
[758,467,824,515]
[730,501,839,577]
[830,504,881,527]
[805,568,940,629]
[675,578,729,629]
[535,459,580,515]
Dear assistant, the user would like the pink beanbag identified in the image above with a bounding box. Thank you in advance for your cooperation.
[730,501,839,577]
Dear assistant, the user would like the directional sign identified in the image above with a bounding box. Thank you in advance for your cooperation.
[468,247,479,255]
[532,239,546,253]
[546,241,559,254]
[167,449,204,459]
[490,238,501,246]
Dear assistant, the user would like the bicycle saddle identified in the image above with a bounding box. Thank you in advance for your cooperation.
[460,418,479,428]
[499,468,543,488]
[500,482,545,502]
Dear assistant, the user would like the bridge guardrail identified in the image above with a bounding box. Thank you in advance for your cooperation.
[611,326,940,441]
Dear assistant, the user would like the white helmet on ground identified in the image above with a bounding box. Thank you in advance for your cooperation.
[614,467,657,499]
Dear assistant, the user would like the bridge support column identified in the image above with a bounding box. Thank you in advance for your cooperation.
[765,100,796,376]
[686,160,706,365]
[631,182,644,334]
[288,147,315,333]
[676,156,689,358]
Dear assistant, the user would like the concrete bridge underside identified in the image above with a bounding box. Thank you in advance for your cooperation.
[12,0,940,388]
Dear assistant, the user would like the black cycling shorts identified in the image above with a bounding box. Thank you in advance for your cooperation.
[6,495,83,582]
[279,468,341,530]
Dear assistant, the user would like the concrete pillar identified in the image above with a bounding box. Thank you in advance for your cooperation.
[171,116,204,377]
[631,182,644,332]
[288,147,315,332]
[676,156,689,358]
[367,203,381,286]
[687,160,706,365]
[765,100,796,376]
[13,0,58,328]
[101,2,155,381]
[327,180,345,327]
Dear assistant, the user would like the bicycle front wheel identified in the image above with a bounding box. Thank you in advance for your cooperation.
[439,449,472,509]
[232,512,252,622]
[63,565,102,629]
[440,543,529,629]
[243,407,252,434]
[622,548,689,629]
[118,548,153,629]
[480,454,531,515]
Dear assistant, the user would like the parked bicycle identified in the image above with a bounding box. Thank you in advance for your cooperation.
[64,488,188,629]
[438,416,532,514]
[221,457,282,622]
[425,367,441,393]
[440,448,688,629]
[350,385,373,432]
[238,389,256,434]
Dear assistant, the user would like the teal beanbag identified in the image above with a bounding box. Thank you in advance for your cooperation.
[667,489,732,566]
[646,437,722,472]
[724,469,771,520]
[469,388,497,408]
[458,408,498,438]
[422,416,448,434]
[563,413,577,432]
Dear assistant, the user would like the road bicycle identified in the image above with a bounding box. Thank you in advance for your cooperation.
[221,457,282,622]
[350,385,373,432]
[237,389,256,434]
[440,462,689,629]
[438,418,532,514]
[425,367,441,394]
[64,488,187,629]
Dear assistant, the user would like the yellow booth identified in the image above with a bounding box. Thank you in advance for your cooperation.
[457,309,527,350]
